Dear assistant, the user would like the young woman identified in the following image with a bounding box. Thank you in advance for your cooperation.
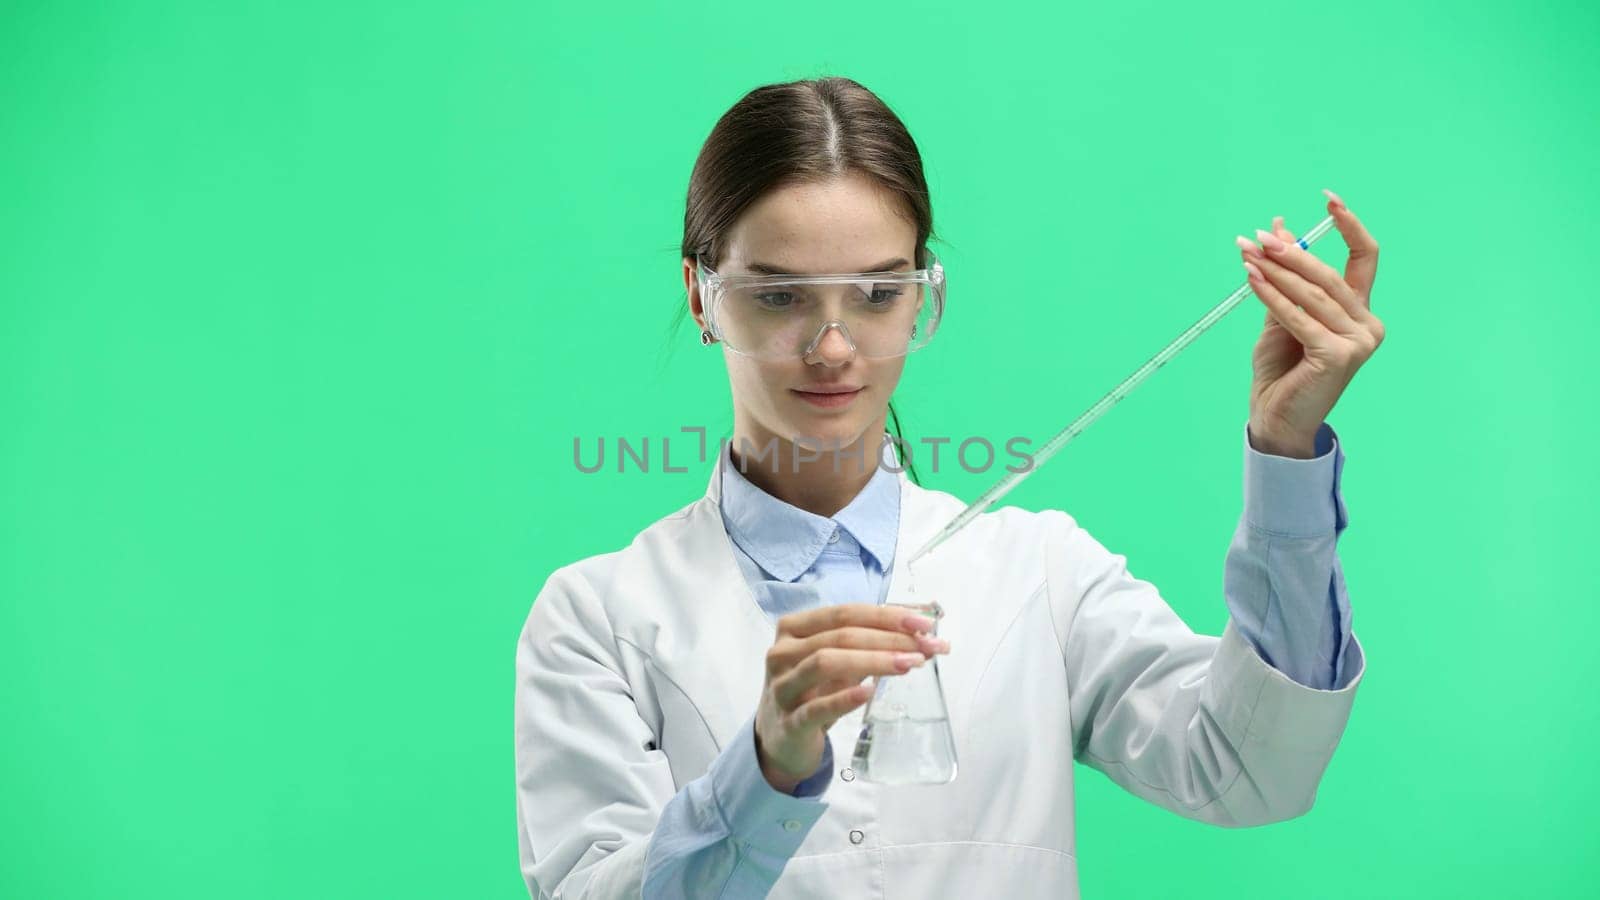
[515,76,1384,899]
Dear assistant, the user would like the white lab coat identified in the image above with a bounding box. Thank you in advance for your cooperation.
[515,454,1365,899]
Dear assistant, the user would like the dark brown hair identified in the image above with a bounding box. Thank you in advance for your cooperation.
[675,76,943,485]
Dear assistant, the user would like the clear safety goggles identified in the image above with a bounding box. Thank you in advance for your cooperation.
[695,251,946,361]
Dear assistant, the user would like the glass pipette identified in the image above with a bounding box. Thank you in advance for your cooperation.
[905,214,1339,572]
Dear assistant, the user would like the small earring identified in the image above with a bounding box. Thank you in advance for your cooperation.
[700,329,714,345]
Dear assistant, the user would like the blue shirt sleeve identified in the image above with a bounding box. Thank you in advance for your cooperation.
[641,715,834,898]
[1222,420,1356,690]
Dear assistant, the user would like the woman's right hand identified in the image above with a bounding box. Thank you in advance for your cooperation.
[754,603,951,793]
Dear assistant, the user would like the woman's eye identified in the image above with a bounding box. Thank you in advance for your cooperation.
[753,291,798,309]
[869,287,905,304]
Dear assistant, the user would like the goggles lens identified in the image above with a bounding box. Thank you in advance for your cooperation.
[701,255,944,360]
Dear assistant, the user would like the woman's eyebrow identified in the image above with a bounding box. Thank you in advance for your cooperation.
[746,257,910,275]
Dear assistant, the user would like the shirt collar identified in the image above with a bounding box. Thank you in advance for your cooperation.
[718,436,902,582]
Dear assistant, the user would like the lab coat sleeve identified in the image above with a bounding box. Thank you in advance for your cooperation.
[515,566,830,899]
[1044,481,1366,827]
[515,567,664,898]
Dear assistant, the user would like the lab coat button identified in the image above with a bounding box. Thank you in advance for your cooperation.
[840,767,855,782]
[827,529,840,544]
[783,819,802,832]
[849,829,865,844]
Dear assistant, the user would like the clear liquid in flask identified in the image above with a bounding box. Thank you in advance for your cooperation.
[850,599,958,785]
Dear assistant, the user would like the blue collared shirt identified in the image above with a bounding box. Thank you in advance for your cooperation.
[718,437,902,618]
[642,420,1353,898]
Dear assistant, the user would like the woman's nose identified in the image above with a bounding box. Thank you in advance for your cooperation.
[804,322,857,365]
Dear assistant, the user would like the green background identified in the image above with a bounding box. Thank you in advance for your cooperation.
[3,0,1596,896]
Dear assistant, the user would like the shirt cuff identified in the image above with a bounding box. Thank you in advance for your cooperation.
[707,716,831,857]
[1242,420,1348,537]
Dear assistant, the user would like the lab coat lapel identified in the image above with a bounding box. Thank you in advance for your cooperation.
[636,460,786,752]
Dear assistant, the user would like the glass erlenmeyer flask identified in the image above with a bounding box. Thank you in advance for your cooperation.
[850,599,958,785]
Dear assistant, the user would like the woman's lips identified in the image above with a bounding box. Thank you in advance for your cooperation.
[792,387,864,408]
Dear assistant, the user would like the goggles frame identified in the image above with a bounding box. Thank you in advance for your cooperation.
[694,250,946,361]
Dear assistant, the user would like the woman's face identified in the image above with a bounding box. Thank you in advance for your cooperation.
[684,172,918,458]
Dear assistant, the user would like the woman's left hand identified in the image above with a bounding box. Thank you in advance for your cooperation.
[1236,189,1385,458]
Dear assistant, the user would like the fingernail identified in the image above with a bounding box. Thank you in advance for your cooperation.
[1272,215,1285,232]
[1243,259,1263,281]
[1255,229,1286,252]
[1322,188,1346,210]
[919,634,952,654]
[903,614,935,633]
[895,652,926,669]
[1234,234,1262,257]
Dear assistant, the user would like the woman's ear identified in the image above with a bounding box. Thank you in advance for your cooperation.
[682,256,708,331]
